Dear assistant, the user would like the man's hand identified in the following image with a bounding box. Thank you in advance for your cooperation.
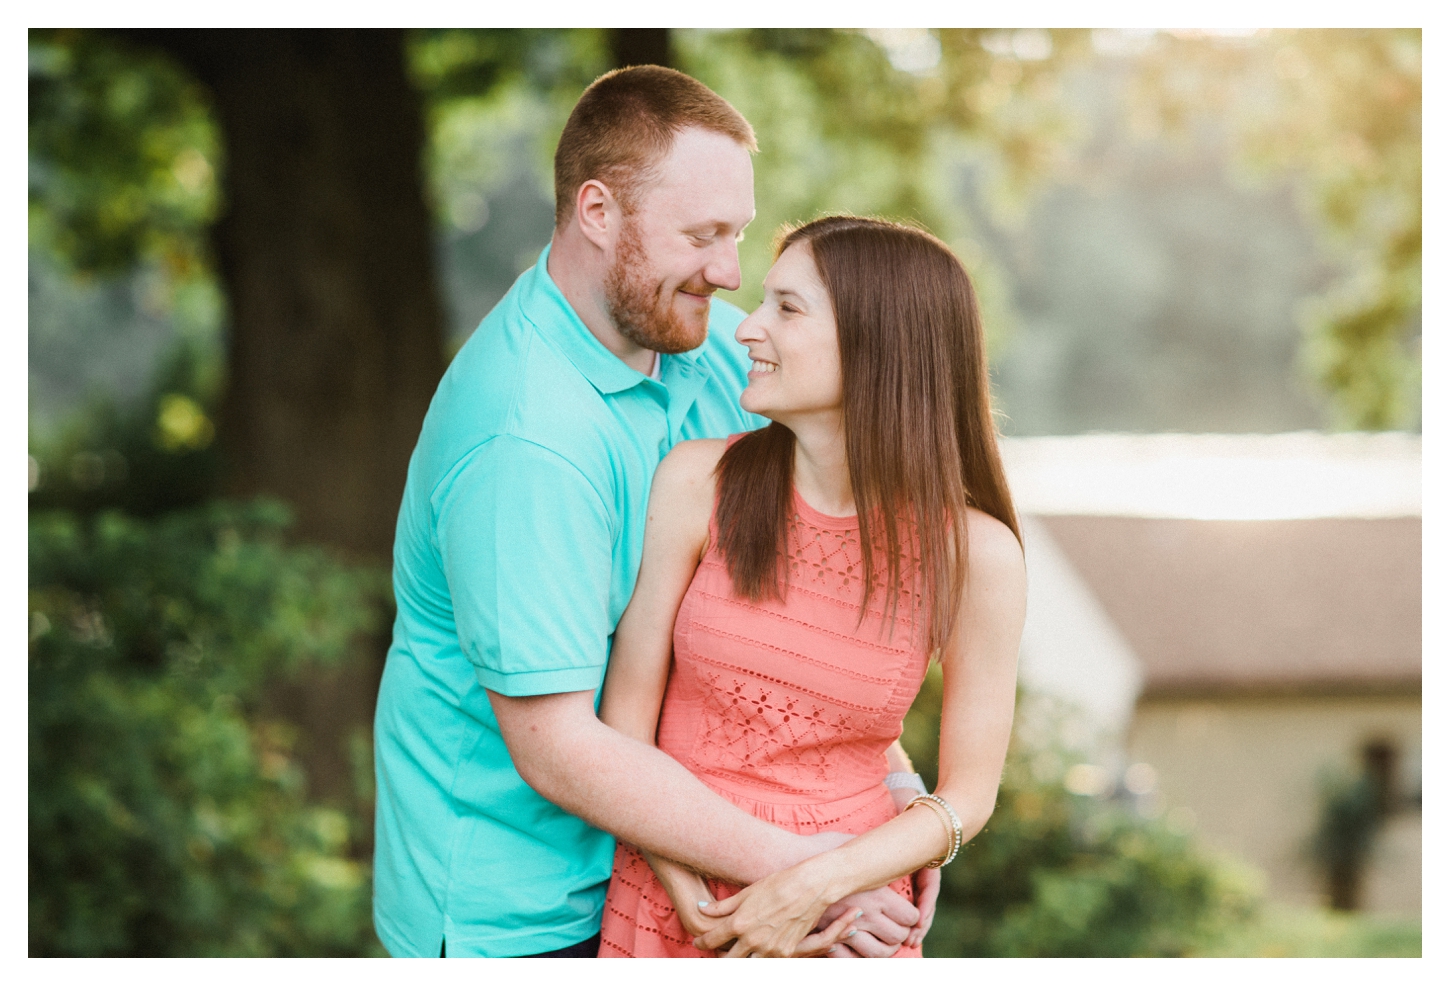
[882,768,939,951]
[643,850,725,940]
[814,886,920,957]
[905,866,940,950]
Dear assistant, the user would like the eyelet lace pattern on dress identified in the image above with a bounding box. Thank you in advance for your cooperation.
[599,488,931,958]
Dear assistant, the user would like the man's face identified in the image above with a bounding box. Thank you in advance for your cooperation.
[604,127,755,354]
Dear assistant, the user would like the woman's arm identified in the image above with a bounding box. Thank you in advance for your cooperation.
[598,438,720,744]
[820,741,940,954]
[694,508,1028,957]
[597,440,724,930]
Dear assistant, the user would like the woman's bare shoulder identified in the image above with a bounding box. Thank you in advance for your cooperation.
[963,507,1026,582]
[652,438,728,492]
[646,439,728,520]
[662,437,729,468]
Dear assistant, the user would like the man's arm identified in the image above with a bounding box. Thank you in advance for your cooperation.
[491,690,922,955]
[444,438,813,882]
[490,688,839,884]
[486,441,877,884]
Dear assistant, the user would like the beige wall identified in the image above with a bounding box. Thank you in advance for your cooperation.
[1128,694,1420,914]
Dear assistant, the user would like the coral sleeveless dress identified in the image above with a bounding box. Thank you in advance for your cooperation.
[598,473,931,958]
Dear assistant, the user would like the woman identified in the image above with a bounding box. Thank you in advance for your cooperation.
[597,216,1027,958]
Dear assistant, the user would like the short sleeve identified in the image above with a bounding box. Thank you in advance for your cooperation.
[435,435,614,697]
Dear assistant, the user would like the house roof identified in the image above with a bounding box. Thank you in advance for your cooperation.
[1002,431,1420,520]
[1037,515,1422,697]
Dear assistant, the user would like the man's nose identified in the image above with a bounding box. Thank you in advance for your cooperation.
[704,238,742,293]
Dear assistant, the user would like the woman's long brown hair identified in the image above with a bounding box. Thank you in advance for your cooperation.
[714,216,1021,653]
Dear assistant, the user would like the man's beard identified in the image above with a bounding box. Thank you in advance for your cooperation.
[604,218,711,355]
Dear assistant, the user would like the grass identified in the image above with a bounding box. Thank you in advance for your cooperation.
[1201,904,1421,957]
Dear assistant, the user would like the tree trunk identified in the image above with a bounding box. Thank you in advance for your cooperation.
[610,29,673,69]
[138,28,446,559]
[128,28,446,810]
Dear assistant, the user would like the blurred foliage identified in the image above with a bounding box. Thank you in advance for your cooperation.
[30,338,223,518]
[28,28,228,486]
[902,668,1260,956]
[28,28,218,279]
[1200,905,1420,957]
[1128,29,1421,429]
[411,27,612,204]
[29,502,390,956]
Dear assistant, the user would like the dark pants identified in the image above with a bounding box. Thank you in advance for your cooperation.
[440,933,600,958]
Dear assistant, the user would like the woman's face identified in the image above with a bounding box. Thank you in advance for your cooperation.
[735,240,843,426]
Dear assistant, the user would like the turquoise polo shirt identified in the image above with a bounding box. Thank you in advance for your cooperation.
[372,244,763,957]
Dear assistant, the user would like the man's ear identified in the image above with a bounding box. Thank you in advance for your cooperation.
[575,179,617,251]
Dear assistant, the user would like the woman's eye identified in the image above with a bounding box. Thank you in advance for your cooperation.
[779,303,798,315]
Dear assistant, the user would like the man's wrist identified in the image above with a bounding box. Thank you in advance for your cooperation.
[884,772,928,797]
[750,829,812,881]
[795,848,853,909]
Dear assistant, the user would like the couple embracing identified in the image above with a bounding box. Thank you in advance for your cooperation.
[372,64,1026,959]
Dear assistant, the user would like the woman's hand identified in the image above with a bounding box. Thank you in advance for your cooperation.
[693,830,922,957]
[642,850,726,941]
[692,860,856,957]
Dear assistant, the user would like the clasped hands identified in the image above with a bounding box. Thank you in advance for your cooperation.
[646,832,938,957]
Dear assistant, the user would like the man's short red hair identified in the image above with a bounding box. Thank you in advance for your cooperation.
[553,65,756,227]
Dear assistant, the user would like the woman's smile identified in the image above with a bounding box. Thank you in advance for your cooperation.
[734,241,844,422]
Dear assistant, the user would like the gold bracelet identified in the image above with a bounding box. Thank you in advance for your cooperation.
[906,794,963,868]
[905,796,956,867]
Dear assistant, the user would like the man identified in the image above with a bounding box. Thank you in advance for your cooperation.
[373,65,932,959]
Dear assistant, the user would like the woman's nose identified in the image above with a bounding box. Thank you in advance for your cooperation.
[735,308,766,345]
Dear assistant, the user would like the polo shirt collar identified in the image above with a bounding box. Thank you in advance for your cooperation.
[523,244,705,397]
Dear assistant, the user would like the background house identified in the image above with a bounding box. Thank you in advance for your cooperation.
[1005,431,1422,915]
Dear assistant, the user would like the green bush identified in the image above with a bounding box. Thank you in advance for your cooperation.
[29,501,389,956]
[901,667,1260,956]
